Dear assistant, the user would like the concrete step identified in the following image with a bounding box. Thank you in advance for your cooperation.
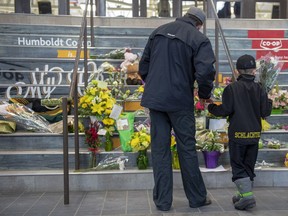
[0,167,287,193]
[0,147,287,170]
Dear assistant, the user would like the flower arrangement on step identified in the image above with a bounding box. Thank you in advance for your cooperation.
[102,117,116,151]
[196,129,225,168]
[104,70,131,100]
[78,80,117,118]
[196,129,225,153]
[129,128,151,169]
[127,85,144,100]
[268,85,288,112]
[85,120,101,168]
[78,80,118,151]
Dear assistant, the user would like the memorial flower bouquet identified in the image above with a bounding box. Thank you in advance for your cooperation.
[129,128,151,169]
[127,85,144,100]
[196,129,225,153]
[129,128,151,152]
[194,96,207,117]
[78,80,117,119]
[269,87,288,110]
[256,52,284,93]
[85,121,101,152]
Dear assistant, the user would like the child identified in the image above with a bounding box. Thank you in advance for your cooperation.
[208,54,272,210]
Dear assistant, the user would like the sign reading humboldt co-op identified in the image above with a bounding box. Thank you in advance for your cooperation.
[0,30,102,99]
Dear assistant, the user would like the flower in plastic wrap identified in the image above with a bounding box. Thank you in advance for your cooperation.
[0,102,52,133]
[268,87,288,109]
[256,52,284,93]
[196,129,225,153]
[129,128,151,152]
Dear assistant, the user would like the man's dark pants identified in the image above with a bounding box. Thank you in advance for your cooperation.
[149,109,207,209]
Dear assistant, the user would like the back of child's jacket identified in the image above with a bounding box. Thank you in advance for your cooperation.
[208,74,272,145]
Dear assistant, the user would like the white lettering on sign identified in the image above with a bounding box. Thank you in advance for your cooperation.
[5,61,104,99]
[17,37,92,47]
[260,40,282,50]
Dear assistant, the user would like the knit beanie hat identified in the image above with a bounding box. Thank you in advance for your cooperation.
[186,6,206,24]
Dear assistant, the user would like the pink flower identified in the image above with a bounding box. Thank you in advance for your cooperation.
[195,101,205,111]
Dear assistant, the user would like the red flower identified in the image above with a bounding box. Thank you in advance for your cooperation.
[85,121,101,151]
[195,101,205,111]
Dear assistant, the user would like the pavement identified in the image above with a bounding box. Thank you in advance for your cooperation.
[1,187,288,216]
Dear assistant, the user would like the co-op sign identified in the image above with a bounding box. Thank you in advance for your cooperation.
[17,36,92,47]
[260,39,282,50]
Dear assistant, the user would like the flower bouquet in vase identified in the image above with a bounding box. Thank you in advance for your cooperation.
[85,121,101,168]
[78,80,118,151]
[129,128,151,169]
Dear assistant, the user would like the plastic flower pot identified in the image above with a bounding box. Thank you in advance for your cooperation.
[202,151,221,168]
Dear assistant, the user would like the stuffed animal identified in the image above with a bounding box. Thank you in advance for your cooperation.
[120,50,142,85]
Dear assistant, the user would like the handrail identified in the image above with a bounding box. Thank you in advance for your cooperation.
[63,0,92,205]
[206,0,236,83]
[69,0,89,98]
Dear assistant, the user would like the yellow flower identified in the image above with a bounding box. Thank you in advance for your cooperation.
[103,118,115,126]
[106,98,115,109]
[129,129,151,152]
[130,137,140,148]
[105,109,112,115]
[100,91,109,100]
[85,95,94,103]
[137,85,144,93]
[91,103,105,115]
[81,103,88,109]
[171,135,176,147]
[89,87,97,96]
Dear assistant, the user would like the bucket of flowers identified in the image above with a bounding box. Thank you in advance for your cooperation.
[129,128,151,169]
[196,129,225,168]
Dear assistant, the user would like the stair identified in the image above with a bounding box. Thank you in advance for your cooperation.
[0,15,288,192]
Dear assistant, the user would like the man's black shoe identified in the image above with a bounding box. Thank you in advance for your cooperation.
[189,197,212,208]
[156,206,171,211]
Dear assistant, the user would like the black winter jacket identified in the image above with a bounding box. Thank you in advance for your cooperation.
[139,16,216,112]
[208,74,273,145]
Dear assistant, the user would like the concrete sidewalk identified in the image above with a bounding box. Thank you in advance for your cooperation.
[0,187,288,216]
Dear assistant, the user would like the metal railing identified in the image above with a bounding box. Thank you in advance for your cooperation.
[206,0,236,84]
[63,0,93,205]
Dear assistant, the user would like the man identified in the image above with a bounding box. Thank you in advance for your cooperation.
[139,6,216,211]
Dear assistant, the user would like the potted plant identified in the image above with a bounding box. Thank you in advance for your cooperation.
[196,129,225,168]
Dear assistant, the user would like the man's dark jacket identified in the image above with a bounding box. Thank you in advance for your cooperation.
[139,16,216,112]
[208,74,273,145]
